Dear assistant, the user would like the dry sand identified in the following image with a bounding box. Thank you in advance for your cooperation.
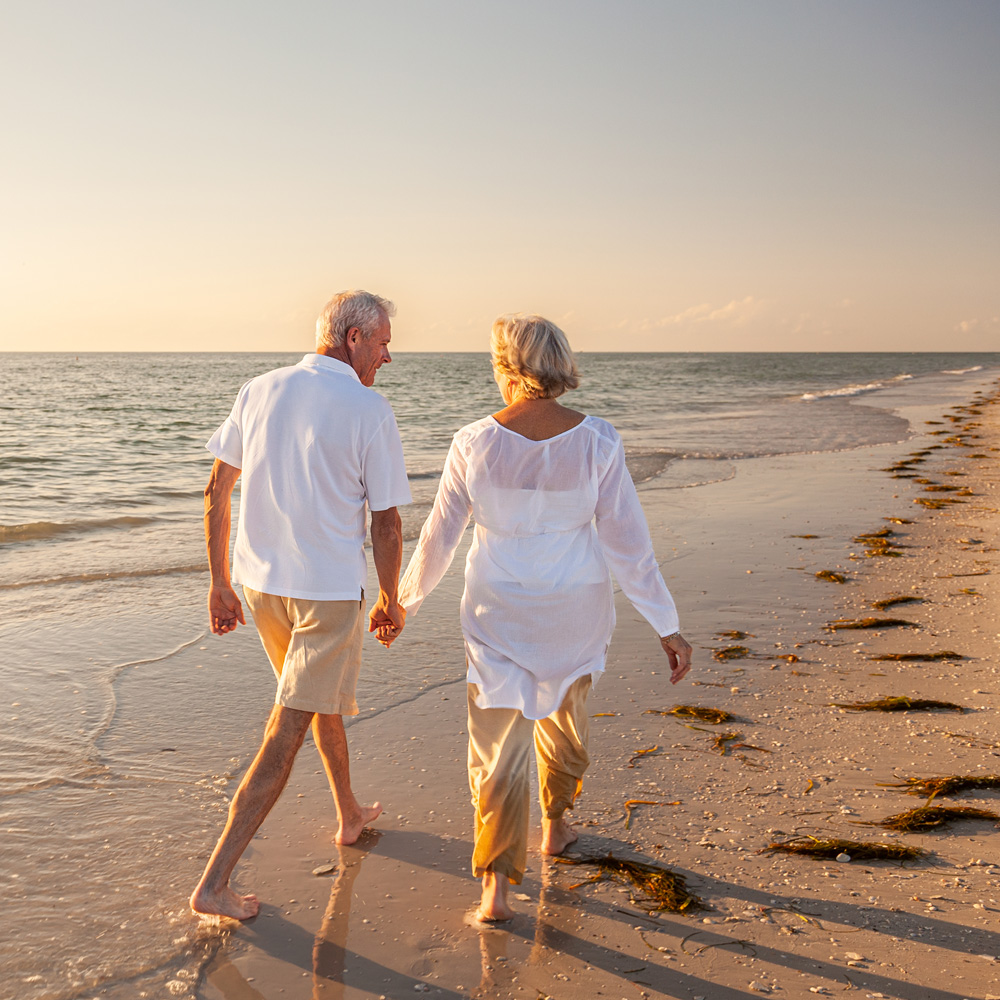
[196,379,999,1000]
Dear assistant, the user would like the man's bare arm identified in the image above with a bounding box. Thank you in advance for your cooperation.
[205,459,245,635]
[368,506,404,646]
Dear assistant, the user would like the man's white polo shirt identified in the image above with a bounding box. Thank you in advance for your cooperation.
[207,354,411,601]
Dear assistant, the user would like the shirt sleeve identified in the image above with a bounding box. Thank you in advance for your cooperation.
[398,436,473,615]
[594,434,680,637]
[206,386,247,469]
[361,408,412,511]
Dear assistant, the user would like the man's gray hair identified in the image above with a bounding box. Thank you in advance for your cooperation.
[315,290,396,351]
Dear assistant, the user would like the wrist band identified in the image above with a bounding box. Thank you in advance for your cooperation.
[661,631,682,642]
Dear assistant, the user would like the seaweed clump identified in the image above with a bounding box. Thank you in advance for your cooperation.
[863,805,1000,832]
[555,853,701,913]
[826,617,918,631]
[815,570,847,584]
[854,529,903,557]
[831,696,965,713]
[881,775,1000,800]
[712,731,741,754]
[761,836,928,862]
[713,645,751,661]
[649,705,733,724]
[914,496,964,509]
[869,595,920,610]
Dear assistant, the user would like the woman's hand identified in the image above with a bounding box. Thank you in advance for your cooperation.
[660,633,692,684]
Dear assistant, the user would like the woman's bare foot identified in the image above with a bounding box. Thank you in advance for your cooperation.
[189,884,260,920]
[476,872,514,922]
[335,801,383,845]
[540,815,578,855]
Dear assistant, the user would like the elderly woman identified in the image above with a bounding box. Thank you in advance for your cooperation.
[394,314,692,921]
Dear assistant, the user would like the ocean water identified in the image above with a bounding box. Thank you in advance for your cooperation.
[2,350,999,998]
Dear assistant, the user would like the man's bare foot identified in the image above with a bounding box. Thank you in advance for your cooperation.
[540,815,578,855]
[189,884,260,920]
[335,801,383,845]
[476,872,514,922]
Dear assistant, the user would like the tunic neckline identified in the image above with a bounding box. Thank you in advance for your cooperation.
[487,413,591,443]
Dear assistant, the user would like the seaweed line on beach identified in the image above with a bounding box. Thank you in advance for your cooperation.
[761,837,929,862]
[831,696,966,713]
[869,594,921,610]
[826,617,919,631]
[858,805,1000,832]
[555,854,701,913]
[647,705,733,724]
[866,650,963,661]
[879,775,1000,801]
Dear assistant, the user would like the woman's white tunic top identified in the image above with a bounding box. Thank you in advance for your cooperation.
[398,414,680,720]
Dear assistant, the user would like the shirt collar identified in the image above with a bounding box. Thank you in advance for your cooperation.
[299,353,362,384]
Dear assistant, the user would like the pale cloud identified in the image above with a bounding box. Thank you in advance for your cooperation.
[790,313,813,336]
[955,316,1000,335]
[639,295,765,332]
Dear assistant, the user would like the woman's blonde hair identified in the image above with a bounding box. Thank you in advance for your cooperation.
[490,314,581,399]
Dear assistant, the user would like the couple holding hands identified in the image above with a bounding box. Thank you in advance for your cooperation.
[190,289,691,924]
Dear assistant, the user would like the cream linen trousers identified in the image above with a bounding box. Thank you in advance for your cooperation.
[466,674,592,884]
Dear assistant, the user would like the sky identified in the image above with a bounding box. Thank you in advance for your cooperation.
[1,0,998,353]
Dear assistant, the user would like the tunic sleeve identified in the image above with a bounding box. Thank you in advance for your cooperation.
[594,436,680,637]
[398,436,473,616]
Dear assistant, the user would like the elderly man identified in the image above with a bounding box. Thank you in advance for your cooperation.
[190,290,410,920]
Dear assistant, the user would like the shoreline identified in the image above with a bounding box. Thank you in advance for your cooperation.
[188,377,1000,999]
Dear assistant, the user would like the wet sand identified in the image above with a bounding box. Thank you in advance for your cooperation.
[195,379,1000,1000]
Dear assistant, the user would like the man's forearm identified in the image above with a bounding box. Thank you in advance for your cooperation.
[370,508,403,605]
[204,460,240,585]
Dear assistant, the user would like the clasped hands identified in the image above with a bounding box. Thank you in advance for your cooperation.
[369,598,406,648]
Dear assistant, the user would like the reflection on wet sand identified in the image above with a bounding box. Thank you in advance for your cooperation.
[475,859,573,996]
[311,831,382,997]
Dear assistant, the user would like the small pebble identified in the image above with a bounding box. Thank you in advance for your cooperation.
[835,853,851,863]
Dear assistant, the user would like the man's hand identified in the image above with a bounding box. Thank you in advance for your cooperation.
[369,598,405,648]
[660,632,693,684]
[209,583,245,635]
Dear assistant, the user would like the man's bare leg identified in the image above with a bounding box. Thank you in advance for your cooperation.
[540,813,578,856]
[311,713,382,845]
[478,871,514,922]
[190,705,313,919]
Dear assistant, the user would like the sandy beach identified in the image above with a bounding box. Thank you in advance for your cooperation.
[184,378,1000,1000]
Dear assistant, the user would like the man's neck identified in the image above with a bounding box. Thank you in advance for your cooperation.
[316,344,351,365]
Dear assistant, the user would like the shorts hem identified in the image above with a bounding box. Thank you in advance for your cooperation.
[275,695,360,716]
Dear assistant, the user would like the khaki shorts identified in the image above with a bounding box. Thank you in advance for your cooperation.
[243,588,364,716]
